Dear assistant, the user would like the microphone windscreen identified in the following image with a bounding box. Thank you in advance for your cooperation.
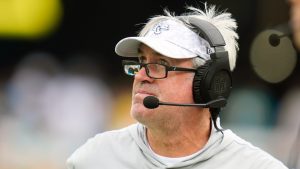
[143,96,159,109]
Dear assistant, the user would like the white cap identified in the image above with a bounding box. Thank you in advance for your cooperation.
[115,19,214,60]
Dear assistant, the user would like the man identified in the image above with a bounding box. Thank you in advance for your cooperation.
[66,3,288,169]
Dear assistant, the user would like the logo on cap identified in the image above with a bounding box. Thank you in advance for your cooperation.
[207,47,213,54]
[152,22,169,35]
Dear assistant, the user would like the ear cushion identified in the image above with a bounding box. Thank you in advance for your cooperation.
[193,60,232,104]
[193,61,211,103]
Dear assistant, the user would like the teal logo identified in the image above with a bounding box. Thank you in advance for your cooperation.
[152,22,169,35]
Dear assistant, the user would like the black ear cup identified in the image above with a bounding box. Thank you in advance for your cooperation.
[193,59,232,104]
[208,70,232,101]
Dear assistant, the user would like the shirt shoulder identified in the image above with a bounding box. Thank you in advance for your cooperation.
[66,124,138,169]
[223,130,288,169]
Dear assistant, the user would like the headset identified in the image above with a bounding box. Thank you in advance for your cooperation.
[143,17,233,131]
[182,17,233,131]
[179,17,232,106]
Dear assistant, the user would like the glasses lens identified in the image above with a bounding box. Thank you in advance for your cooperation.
[147,64,166,78]
[124,64,140,76]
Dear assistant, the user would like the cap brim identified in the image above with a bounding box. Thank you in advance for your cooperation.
[115,37,197,59]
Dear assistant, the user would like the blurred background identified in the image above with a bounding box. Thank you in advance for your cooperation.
[0,0,299,168]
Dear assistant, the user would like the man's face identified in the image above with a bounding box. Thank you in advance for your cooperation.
[130,44,197,127]
[290,0,300,49]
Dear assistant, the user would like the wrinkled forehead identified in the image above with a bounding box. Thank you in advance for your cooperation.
[137,43,194,64]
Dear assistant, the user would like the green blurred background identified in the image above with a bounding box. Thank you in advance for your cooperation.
[0,0,299,169]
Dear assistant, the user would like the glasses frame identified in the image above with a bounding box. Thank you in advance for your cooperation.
[122,60,197,79]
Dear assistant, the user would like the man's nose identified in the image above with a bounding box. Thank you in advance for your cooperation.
[134,67,154,82]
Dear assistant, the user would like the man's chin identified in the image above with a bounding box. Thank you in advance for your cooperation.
[130,103,154,122]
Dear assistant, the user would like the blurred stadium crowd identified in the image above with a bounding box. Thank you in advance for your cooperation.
[0,0,299,169]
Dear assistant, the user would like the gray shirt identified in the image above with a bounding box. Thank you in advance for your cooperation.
[66,123,288,169]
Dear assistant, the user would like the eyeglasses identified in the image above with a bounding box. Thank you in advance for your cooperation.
[122,60,196,79]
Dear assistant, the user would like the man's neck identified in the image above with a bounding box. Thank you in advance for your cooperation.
[146,109,211,157]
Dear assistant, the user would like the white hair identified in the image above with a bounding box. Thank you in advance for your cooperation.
[138,3,239,71]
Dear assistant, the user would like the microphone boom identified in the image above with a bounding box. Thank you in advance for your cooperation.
[143,96,226,109]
